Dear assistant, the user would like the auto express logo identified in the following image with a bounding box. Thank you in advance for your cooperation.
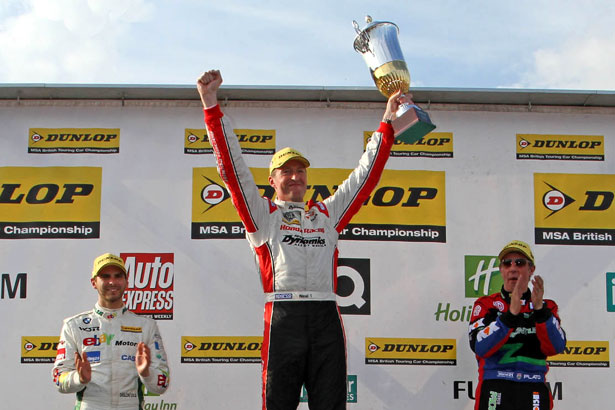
[337,258,370,315]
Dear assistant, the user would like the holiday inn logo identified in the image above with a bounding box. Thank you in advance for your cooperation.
[464,255,502,298]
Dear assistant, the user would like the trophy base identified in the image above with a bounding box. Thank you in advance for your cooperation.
[392,105,436,144]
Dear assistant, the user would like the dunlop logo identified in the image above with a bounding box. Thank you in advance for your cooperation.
[181,336,262,364]
[517,134,604,161]
[21,336,60,363]
[534,173,615,246]
[120,326,142,333]
[365,131,453,158]
[365,337,456,366]
[548,341,609,367]
[185,128,276,155]
[0,167,101,239]
[192,167,446,242]
[29,128,120,154]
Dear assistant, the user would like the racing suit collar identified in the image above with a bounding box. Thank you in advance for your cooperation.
[274,199,306,210]
[94,303,128,319]
[500,286,531,304]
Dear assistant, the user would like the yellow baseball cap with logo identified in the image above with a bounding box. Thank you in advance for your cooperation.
[498,240,535,265]
[92,253,127,278]
[269,147,310,175]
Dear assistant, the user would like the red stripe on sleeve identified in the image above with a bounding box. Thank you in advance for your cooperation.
[203,106,258,232]
[336,122,393,231]
[254,243,274,293]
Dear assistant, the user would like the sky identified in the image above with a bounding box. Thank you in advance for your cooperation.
[1,0,615,90]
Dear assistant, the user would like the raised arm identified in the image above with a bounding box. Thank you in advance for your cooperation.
[323,92,406,230]
[197,70,270,236]
[197,69,223,109]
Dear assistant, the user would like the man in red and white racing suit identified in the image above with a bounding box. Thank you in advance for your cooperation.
[52,253,170,409]
[197,69,404,410]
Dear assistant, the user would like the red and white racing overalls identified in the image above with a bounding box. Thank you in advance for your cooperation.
[204,105,393,410]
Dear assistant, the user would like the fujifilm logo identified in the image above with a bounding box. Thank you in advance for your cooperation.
[1,273,27,299]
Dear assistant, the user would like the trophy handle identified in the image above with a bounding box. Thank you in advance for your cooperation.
[352,16,376,54]
[393,103,436,144]
[352,21,372,54]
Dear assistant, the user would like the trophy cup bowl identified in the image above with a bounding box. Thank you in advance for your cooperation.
[353,16,436,144]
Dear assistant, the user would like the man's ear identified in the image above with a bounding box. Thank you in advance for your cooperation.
[268,175,276,188]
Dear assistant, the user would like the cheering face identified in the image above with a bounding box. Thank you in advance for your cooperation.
[91,265,127,309]
[499,251,536,293]
[268,159,308,202]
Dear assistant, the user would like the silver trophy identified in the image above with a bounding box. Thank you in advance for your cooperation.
[353,16,435,143]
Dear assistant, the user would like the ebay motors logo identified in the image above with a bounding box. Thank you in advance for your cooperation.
[121,253,174,320]
[83,333,114,346]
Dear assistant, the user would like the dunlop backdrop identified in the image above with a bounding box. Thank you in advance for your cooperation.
[1,94,614,410]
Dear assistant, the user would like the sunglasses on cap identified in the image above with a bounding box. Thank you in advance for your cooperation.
[501,258,530,267]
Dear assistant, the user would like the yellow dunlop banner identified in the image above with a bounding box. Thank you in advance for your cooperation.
[181,336,262,364]
[28,128,120,154]
[0,167,101,239]
[517,134,604,161]
[365,337,456,365]
[184,128,276,154]
[364,131,453,158]
[21,336,60,363]
[534,173,615,245]
[192,167,446,242]
[548,340,609,368]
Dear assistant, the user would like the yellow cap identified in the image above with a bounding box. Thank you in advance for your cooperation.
[269,147,310,175]
[92,253,127,278]
[498,240,535,265]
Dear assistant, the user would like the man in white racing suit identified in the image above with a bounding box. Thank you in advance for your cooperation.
[52,253,170,409]
[197,69,406,410]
